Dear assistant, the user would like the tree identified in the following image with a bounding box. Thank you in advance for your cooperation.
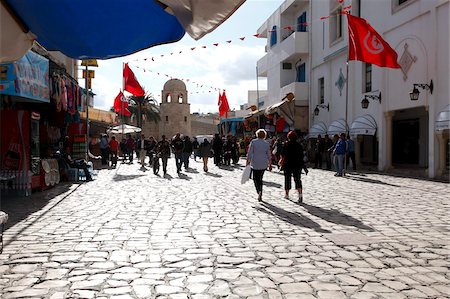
[128,92,160,128]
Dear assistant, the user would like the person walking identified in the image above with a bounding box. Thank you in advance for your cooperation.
[171,133,184,173]
[346,134,356,171]
[109,135,119,168]
[156,135,171,175]
[99,133,109,166]
[212,133,223,166]
[247,129,272,202]
[333,133,347,176]
[137,134,148,166]
[280,131,308,202]
[199,138,212,172]
[125,134,135,164]
[192,137,199,161]
[182,135,193,169]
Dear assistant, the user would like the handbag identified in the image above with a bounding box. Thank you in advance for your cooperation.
[241,164,251,184]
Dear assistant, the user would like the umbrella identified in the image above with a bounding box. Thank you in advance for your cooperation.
[2,0,246,60]
[107,124,142,135]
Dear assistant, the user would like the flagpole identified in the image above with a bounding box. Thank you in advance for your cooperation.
[85,62,89,160]
[122,63,125,137]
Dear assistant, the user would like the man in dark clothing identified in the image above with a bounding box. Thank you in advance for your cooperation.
[171,133,184,173]
[212,133,223,166]
[62,147,93,181]
[192,137,200,161]
[156,135,171,175]
[182,136,193,169]
[222,135,233,166]
[314,134,325,169]
[324,134,333,170]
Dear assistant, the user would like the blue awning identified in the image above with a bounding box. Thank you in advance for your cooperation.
[3,0,246,60]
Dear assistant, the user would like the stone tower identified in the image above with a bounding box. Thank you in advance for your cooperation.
[159,79,191,139]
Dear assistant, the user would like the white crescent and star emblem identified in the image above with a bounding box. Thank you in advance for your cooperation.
[363,31,384,55]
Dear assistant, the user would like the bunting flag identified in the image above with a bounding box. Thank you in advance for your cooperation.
[218,90,230,118]
[113,90,131,117]
[123,63,145,96]
[347,14,400,68]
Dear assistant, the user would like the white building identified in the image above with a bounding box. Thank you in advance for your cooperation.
[257,0,449,179]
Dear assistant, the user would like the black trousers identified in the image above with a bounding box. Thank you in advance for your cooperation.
[252,169,265,194]
[284,168,302,190]
[314,152,323,168]
[346,152,356,170]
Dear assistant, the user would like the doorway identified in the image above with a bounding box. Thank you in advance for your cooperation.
[392,118,419,165]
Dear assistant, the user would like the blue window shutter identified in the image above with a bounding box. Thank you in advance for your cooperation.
[296,63,306,82]
[297,12,307,32]
[270,25,277,47]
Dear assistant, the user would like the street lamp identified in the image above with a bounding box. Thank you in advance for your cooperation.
[409,80,433,101]
[314,103,329,116]
[361,92,382,109]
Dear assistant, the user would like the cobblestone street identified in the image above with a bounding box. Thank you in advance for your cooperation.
[1,159,449,299]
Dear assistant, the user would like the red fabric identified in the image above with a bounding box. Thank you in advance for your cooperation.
[218,90,230,118]
[109,139,119,151]
[276,117,286,133]
[123,63,145,96]
[113,91,132,116]
[347,14,400,68]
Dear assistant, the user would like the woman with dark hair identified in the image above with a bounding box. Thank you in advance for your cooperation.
[280,131,308,202]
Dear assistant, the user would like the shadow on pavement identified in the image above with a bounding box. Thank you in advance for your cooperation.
[262,180,282,188]
[255,202,331,233]
[185,168,199,174]
[204,172,222,178]
[218,165,235,171]
[163,173,173,180]
[300,203,374,231]
[178,173,192,180]
[1,183,81,245]
[113,174,146,181]
[343,174,401,187]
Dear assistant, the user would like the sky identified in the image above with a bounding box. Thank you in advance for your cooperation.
[87,0,283,114]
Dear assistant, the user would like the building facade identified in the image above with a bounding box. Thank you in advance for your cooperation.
[257,0,449,179]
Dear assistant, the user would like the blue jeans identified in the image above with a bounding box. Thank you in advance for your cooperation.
[182,152,190,169]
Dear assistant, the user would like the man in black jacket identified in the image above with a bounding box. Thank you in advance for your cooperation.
[182,136,193,169]
[212,133,223,166]
[171,133,184,173]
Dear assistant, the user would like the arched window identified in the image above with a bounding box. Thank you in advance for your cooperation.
[167,93,172,103]
[178,93,183,103]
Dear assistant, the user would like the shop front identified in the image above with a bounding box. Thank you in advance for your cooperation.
[350,114,379,167]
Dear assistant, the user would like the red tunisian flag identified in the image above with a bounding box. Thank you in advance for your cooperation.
[347,14,400,68]
[218,90,230,118]
[113,90,131,117]
[123,63,145,96]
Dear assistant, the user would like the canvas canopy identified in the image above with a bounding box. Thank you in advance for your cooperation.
[327,119,348,136]
[107,124,142,135]
[350,114,377,136]
[308,122,327,138]
[436,104,450,131]
[1,0,245,61]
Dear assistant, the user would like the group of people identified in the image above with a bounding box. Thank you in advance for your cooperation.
[211,134,243,167]
[311,133,356,176]
[246,129,309,203]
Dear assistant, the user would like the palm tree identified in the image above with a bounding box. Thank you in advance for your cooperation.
[128,92,160,128]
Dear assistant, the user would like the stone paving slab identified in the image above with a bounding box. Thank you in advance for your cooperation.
[0,158,449,298]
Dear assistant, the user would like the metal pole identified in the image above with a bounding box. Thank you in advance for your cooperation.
[344,59,349,175]
[85,63,89,160]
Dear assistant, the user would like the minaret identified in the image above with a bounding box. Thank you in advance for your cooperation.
[159,79,191,139]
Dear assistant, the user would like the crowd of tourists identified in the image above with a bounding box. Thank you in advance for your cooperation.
[91,130,356,203]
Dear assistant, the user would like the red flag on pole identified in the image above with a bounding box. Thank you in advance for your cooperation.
[347,14,400,68]
[218,90,230,118]
[113,90,131,117]
[123,63,145,96]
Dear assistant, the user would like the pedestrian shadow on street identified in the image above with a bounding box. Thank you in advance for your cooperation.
[343,174,401,187]
[300,203,374,231]
[163,173,173,180]
[262,180,282,188]
[113,174,146,181]
[255,202,331,233]
[218,165,235,171]
[204,172,222,178]
[177,173,192,180]
[185,168,199,174]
